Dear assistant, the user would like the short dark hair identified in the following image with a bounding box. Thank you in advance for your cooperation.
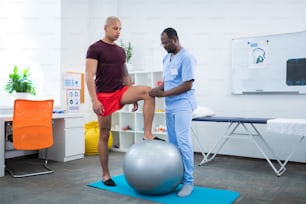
[162,27,179,40]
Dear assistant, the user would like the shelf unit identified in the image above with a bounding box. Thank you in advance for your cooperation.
[111,70,167,152]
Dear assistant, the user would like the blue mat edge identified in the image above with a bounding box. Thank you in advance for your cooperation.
[87,174,240,204]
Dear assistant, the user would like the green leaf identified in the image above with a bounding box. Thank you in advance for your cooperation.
[4,65,36,95]
[120,40,133,64]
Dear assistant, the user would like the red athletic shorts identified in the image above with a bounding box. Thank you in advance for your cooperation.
[96,86,129,117]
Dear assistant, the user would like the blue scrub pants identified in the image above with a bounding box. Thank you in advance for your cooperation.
[166,110,194,185]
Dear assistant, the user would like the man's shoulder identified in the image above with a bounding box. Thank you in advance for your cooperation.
[89,40,103,48]
[181,48,192,55]
[181,48,195,59]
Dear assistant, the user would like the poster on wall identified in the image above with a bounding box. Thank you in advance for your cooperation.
[247,39,270,69]
[64,73,81,89]
[67,89,80,112]
[63,72,85,103]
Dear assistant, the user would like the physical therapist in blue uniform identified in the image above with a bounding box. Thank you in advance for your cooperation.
[149,27,197,197]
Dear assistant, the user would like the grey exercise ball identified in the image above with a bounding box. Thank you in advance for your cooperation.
[123,140,184,195]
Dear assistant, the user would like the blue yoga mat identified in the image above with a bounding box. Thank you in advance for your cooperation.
[88,174,240,204]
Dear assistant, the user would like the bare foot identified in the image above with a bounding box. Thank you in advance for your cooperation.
[143,134,155,140]
[143,137,154,140]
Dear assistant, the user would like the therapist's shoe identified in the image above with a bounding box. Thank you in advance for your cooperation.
[177,184,194,197]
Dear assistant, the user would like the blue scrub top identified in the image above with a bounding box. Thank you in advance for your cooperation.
[163,48,197,113]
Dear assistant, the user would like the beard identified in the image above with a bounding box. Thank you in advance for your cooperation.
[167,48,175,53]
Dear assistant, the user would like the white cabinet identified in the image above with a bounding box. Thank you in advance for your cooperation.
[39,115,85,162]
[111,70,167,152]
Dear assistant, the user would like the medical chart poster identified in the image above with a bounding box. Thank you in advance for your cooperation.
[247,39,270,69]
[64,73,81,89]
[63,72,85,103]
[67,89,80,112]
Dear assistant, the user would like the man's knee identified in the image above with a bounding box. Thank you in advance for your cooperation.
[100,127,111,140]
[142,86,153,98]
[145,86,153,93]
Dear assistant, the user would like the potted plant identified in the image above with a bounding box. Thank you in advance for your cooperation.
[120,40,133,69]
[4,65,36,98]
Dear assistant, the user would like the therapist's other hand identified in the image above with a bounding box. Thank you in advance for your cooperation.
[149,88,164,97]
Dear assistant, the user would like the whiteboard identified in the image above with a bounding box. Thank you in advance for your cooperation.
[231,31,306,94]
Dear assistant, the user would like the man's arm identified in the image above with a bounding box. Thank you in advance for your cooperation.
[85,58,104,115]
[123,64,133,86]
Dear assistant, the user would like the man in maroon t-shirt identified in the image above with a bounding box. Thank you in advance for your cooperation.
[85,16,164,187]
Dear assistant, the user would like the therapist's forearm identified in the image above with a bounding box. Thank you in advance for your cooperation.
[164,81,193,97]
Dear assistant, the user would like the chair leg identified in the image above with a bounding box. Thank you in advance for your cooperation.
[5,149,54,178]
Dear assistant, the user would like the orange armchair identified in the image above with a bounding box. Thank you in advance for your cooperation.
[6,99,54,178]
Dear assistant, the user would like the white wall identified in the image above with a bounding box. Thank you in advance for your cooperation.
[86,0,306,162]
[115,0,306,117]
[60,0,89,119]
[0,0,61,108]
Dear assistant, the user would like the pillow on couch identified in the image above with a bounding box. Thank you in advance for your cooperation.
[192,106,216,119]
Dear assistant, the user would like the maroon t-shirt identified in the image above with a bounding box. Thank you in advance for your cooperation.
[86,40,126,93]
